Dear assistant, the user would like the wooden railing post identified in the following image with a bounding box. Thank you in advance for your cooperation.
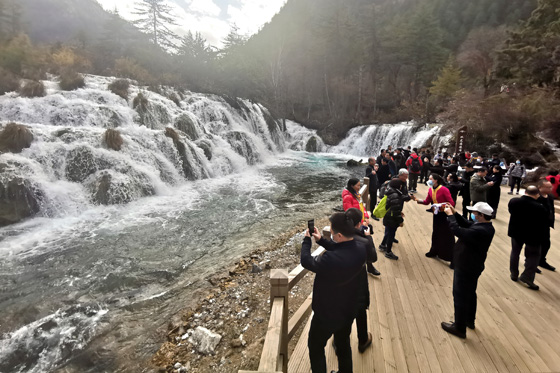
[270,269,289,373]
[363,177,370,212]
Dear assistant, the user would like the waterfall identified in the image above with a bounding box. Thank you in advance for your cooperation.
[0,75,298,226]
[330,122,449,157]
[285,120,327,152]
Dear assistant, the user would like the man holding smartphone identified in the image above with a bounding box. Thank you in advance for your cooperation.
[441,202,495,338]
[302,212,366,373]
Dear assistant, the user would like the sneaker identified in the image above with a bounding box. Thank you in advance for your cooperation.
[540,262,556,271]
[441,321,466,339]
[378,245,387,252]
[393,238,399,244]
[358,332,372,353]
[508,191,513,195]
[367,264,381,276]
[519,276,539,290]
[425,251,437,258]
[510,274,518,282]
[467,321,475,330]
[516,191,519,195]
[385,252,399,260]
[536,268,542,274]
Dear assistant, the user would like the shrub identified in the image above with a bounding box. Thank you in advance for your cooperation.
[0,123,34,153]
[133,92,149,111]
[103,129,123,151]
[59,71,85,91]
[108,79,130,100]
[19,80,46,98]
[0,67,20,95]
[114,57,153,84]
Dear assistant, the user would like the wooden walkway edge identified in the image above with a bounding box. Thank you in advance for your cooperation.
[288,184,560,373]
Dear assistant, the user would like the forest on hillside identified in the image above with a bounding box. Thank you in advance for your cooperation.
[1,0,560,164]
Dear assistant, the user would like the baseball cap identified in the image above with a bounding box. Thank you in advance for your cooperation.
[467,202,493,215]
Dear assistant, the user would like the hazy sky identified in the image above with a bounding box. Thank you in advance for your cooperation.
[96,0,287,47]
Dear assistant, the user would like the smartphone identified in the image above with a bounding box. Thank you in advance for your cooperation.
[308,219,315,235]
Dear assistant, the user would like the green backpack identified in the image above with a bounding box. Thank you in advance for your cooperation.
[373,195,388,218]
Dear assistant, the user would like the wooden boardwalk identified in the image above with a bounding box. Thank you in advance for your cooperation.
[288,184,560,373]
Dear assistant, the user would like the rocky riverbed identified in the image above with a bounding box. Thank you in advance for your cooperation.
[150,217,331,372]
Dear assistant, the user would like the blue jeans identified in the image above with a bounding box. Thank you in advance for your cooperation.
[381,225,398,253]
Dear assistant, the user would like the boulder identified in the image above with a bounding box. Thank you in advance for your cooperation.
[305,136,318,152]
[0,123,33,154]
[0,173,42,227]
[175,114,199,140]
[65,146,110,183]
[224,131,260,165]
[87,170,155,205]
[187,327,222,355]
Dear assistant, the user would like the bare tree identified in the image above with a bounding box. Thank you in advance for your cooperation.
[133,0,178,50]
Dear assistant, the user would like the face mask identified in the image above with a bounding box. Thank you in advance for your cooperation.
[516,161,521,165]
[427,180,434,187]
[471,213,477,221]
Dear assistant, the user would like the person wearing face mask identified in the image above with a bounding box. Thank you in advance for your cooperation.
[508,186,548,290]
[470,167,494,208]
[411,173,456,263]
[302,213,366,373]
[486,166,503,219]
[506,160,526,195]
[440,202,495,339]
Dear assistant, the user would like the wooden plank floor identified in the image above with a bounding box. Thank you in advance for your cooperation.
[288,184,560,373]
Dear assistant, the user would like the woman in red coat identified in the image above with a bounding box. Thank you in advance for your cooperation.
[411,173,456,264]
[342,178,365,222]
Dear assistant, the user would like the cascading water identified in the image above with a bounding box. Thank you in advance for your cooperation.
[0,75,448,373]
[330,122,449,157]
[0,75,290,226]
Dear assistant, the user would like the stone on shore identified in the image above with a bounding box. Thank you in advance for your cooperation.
[186,327,222,355]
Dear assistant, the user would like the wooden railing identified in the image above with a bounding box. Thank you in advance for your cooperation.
[238,177,370,373]
[238,226,330,373]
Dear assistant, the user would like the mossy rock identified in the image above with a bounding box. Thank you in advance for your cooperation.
[65,146,110,183]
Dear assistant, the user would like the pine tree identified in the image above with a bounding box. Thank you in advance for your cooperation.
[133,0,178,50]
[496,0,560,89]
[429,57,463,99]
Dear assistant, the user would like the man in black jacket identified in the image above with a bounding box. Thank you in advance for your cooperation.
[377,158,391,185]
[508,186,548,290]
[441,202,495,339]
[365,157,379,219]
[459,163,476,220]
[379,170,411,260]
[302,212,366,373]
[538,179,556,271]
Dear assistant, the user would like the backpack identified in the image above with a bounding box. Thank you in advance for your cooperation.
[410,157,421,173]
[378,180,391,198]
[373,195,387,218]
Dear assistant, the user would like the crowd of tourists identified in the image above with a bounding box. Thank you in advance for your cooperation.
[300,145,558,373]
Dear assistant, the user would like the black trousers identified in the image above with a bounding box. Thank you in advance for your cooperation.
[409,173,419,191]
[462,196,471,220]
[510,177,522,192]
[453,269,481,332]
[540,231,551,265]
[308,315,354,373]
[510,237,541,282]
[381,225,398,253]
[355,308,368,345]
[369,189,378,214]
[420,169,429,183]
